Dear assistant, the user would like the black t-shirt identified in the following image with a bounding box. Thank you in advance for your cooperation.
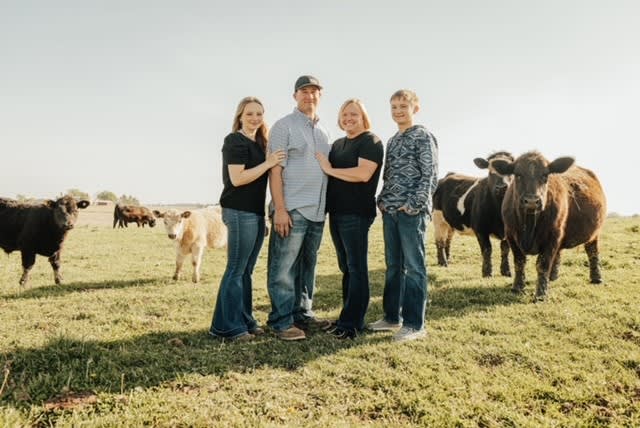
[326,131,384,218]
[219,132,267,215]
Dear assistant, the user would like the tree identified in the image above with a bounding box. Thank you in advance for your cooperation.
[65,188,90,200]
[118,194,140,206]
[96,191,118,202]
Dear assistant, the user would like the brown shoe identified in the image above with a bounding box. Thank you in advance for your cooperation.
[231,333,255,342]
[276,326,306,341]
[249,326,265,336]
[294,317,333,331]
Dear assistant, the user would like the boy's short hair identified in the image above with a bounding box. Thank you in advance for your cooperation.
[390,89,420,106]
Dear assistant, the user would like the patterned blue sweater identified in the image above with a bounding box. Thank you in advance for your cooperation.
[377,125,439,217]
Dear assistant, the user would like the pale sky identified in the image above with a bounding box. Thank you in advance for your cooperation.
[1,1,638,214]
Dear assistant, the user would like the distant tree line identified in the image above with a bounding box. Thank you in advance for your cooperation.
[14,189,139,206]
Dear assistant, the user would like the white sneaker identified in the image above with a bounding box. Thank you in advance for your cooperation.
[368,318,401,331]
[392,326,426,342]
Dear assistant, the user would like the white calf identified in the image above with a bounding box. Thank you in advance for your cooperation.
[153,207,227,283]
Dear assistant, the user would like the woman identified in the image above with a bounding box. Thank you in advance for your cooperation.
[210,97,285,341]
[315,99,384,339]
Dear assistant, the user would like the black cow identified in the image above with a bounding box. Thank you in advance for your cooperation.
[0,196,90,286]
[492,151,607,300]
[432,151,514,277]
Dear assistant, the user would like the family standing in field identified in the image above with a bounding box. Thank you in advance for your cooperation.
[209,75,439,343]
[0,75,607,346]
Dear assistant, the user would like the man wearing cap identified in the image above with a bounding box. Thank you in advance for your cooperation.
[266,75,332,341]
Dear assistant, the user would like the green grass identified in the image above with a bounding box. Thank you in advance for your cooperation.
[1,216,639,426]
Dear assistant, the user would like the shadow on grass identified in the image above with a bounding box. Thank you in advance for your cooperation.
[256,269,521,321]
[1,278,163,300]
[0,327,389,408]
[0,270,523,408]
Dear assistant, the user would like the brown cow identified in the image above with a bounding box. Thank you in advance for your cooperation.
[113,204,156,228]
[492,151,607,300]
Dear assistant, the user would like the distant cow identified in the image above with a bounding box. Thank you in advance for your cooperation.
[153,207,227,283]
[492,151,606,300]
[432,151,514,277]
[0,196,90,286]
[113,204,156,228]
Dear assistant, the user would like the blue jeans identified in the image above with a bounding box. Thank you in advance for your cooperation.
[381,211,428,330]
[210,208,265,338]
[267,210,324,331]
[329,214,374,332]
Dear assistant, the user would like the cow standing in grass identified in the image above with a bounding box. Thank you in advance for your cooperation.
[0,195,90,286]
[492,151,607,300]
[432,151,514,277]
[113,204,156,228]
[153,207,227,283]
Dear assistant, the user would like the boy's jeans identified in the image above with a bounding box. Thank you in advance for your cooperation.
[381,211,428,330]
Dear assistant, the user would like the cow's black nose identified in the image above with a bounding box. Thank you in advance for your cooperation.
[168,234,176,239]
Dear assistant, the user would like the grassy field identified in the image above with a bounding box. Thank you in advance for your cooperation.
[1,205,639,427]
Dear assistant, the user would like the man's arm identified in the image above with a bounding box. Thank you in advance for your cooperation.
[267,120,292,237]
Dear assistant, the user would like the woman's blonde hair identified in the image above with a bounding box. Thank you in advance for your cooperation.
[232,96,269,151]
[337,98,371,131]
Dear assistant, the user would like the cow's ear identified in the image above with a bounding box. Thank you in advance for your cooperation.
[181,211,192,218]
[473,158,489,169]
[548,157,574,174]
[77,200,90,209]
[44,200,56,208]
[491,159,514,175]
[152,210,163,218]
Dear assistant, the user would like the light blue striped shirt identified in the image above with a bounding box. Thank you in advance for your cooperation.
[268,108,330,222]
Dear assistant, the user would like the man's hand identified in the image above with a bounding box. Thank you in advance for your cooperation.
[273,208,293,237]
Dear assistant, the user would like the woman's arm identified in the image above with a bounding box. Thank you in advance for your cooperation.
[315,153,378,183]
[228,150,286,187]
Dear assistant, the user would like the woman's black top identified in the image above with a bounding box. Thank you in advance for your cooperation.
[326,131,383,218]
[219,132,267,215]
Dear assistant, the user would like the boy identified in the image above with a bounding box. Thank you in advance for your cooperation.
[370,89,439,342]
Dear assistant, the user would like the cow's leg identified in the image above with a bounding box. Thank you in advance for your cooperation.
[500,239,511,277]
[509,238,526,293]
[445,229,453,264]
[535,246,558,301]
[49,252,63,285]
[19,251,37,286]
[173,248,187,281]
[190,245,205,283]
[433,211,451,266]
[477,233,493,277]
[585,239,602,284]
[436,241,448,267]
[550,252,561,281]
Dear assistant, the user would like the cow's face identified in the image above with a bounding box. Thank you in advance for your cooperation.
[493,152,574,213]
[142,208,156,227]
[154,209,191,240]
[474,151,514,200]
[49,196,90,230]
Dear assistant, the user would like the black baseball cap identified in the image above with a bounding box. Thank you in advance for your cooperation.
[294,75,323,92]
